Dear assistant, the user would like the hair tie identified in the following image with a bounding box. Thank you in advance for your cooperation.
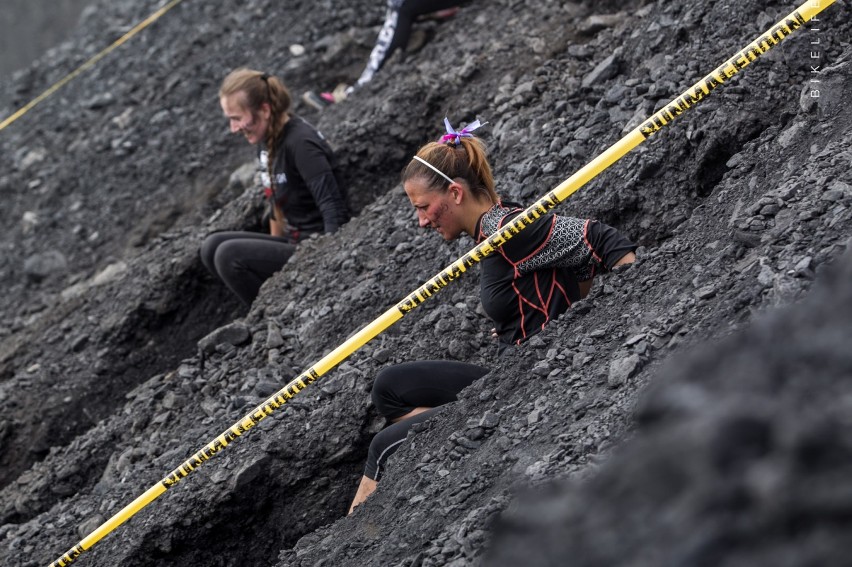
[439,117,486,146]
[260,73,272,103]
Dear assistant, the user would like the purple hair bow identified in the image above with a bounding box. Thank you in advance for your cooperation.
[440,117,485,145]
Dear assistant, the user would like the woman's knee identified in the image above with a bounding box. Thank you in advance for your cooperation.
[371,362,423,416]
[199,234,221,273]
[212,239,245,278]
[371,366,400,415]
[201,232,244,275]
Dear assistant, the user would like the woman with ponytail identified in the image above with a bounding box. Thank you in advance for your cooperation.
[201,68,351,306]
[348,118,637,513]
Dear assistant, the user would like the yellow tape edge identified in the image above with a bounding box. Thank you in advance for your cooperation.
[49,484,166,566]
[0,0,185,133]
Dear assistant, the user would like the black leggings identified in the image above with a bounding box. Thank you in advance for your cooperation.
[365,360,489,480]
[199,231,297,306]
[353,0,470,90]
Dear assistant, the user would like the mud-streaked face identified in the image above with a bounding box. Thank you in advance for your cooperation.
[220,92,269,145]
[404,177,463,241]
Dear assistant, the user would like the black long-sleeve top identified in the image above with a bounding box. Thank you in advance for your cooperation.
[258,116,350,235]
[475,202,636,346]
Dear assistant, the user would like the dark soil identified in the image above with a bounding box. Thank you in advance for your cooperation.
[0,0,849,566]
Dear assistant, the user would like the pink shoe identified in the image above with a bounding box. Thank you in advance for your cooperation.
[420,7,460,21]
[301,84,348,111]
[433,7,460,19]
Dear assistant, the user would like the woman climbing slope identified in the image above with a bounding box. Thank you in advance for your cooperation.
[349,118,636,513]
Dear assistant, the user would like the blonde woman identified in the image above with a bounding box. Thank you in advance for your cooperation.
[201,69,350,305]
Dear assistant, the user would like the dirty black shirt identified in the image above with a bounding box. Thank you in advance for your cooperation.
[475,202,636,347]
[258,116,350,235]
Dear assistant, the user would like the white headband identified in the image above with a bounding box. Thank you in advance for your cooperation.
[412,155,454,185]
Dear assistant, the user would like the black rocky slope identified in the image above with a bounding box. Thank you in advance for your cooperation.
[0,0,849,566]
[484,247,852,567]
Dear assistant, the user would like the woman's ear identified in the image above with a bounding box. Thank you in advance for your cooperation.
[449,182,463,204]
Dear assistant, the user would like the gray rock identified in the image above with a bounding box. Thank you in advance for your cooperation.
[695,285,717,300]
[23,250,67,282]
[581,53,620,88]
[266,322,285,348]
[198,322,252,355]
[229,455,270,490]
[608,354,642,388]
